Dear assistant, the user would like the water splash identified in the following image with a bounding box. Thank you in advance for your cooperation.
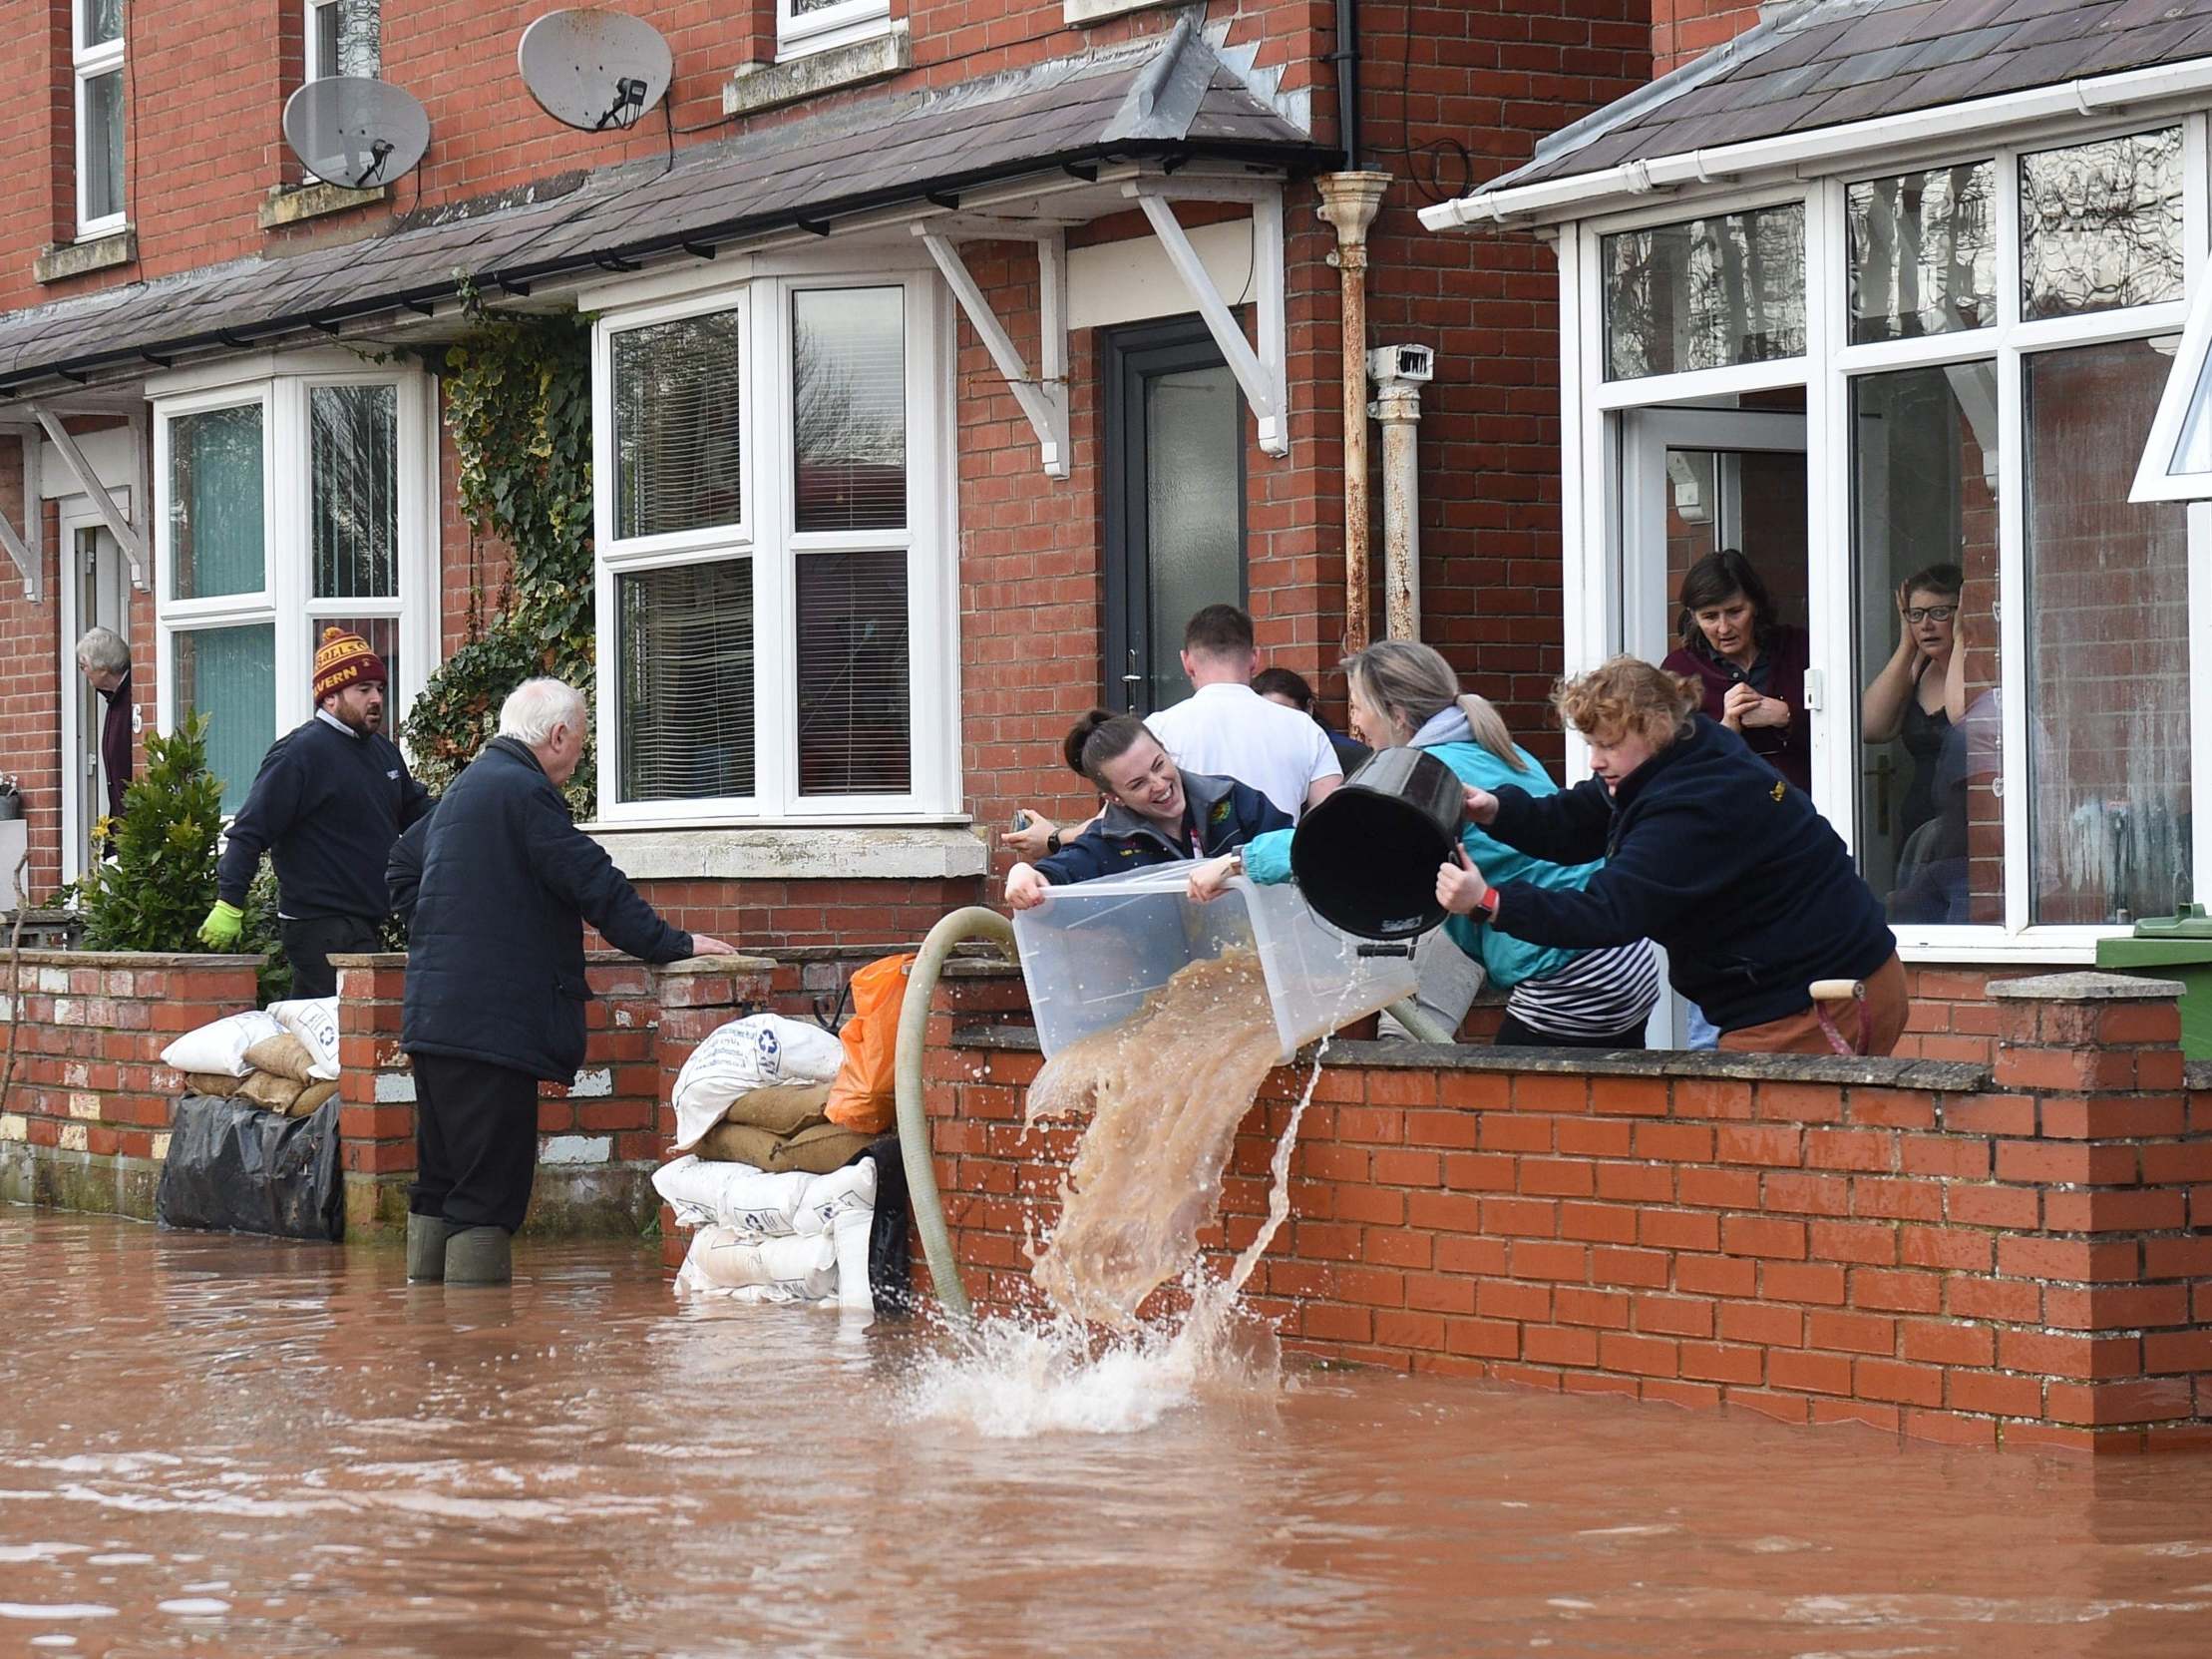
[900,997,1339,1439]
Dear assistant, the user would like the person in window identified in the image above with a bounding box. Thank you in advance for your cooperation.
[1436,657,1905,1056]
[1861,564,1970,924]
[1193,641,1661,1048]
[1003,710,1288,909]
[1252,664,1371,779]
[1660,549,1810,793]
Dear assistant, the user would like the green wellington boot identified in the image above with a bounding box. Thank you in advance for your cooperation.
[406,1213,453,1283]
[443,1226,514,1286]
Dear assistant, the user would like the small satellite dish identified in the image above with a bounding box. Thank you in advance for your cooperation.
[519,8,673,133]
[283,77,431,190]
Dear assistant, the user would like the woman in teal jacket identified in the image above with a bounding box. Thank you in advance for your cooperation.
[1193,640,1659,1047]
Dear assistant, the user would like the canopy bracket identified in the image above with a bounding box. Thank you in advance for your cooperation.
[32,406,147,588]
[916,225,1069,479]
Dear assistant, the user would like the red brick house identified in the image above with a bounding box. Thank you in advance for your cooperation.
[1422,0,2212,1047]
[0,0,1646,988]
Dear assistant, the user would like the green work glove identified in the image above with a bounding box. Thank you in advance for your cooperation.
[197,900,245,950]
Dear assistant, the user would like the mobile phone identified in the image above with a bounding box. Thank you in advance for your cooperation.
[1010,810,1031,831]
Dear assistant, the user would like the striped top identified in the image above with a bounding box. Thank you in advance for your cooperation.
[1505,938,1662,1041]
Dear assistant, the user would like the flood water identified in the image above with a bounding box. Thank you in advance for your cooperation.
[6,1209,2212,1658]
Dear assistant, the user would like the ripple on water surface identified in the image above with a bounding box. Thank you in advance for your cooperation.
[5,1209,2212,1657]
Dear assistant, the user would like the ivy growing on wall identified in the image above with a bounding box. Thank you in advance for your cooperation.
[401,299,599,814]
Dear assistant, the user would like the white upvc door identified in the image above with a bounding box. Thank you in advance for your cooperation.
[57,494,133,886]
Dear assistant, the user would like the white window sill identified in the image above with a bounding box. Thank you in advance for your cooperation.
[1063,0,1179,23]
[726,20,910,118]
[587,821,987,882]
[1897,938,2106,968]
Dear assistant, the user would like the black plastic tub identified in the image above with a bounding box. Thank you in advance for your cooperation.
[1290,746,1463,940]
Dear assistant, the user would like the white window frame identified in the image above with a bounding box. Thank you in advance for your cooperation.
[73,0,126,239]
[777,0,892,61]
[304,0,377,82]
[1565,113,2210,965]
[151,356,440,765]
[591,258,957,827]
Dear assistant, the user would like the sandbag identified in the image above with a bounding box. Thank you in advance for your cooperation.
[285,1081,341,1119]
[155,1093,344,1241]
[236,1070,308,1112]
[824,955,914,1134]
[651,1156,816,1236]
[243,1033,320,1084]
[161,1011,286,1078]
[670,1016,843,1151]
[675,1227,838,1300]
[266,997,341,1080]
[184,1071,243,1099]
[724,1080,836,1135]
[694,1118,872,1175]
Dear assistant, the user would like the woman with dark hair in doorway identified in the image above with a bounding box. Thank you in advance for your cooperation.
[1661,548,1810,794]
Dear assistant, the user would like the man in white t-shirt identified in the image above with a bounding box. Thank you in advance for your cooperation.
[1144,605,1341,818]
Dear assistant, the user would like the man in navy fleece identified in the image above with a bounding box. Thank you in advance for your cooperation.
[197,627,430,998]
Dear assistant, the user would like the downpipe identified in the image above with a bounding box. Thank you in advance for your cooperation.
[1315,172,1391,651]
[893,906,1017,1321]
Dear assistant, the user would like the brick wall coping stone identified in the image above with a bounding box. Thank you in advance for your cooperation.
[946,1022,1993,1091]
[4,949,259,970]
[327,951,778,974]
[1985,971,2187,1001]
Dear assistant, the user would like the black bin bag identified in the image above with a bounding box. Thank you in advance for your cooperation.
[156,1093,345,1242]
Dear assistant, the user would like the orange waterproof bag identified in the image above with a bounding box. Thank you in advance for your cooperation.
[823,953,917,1133]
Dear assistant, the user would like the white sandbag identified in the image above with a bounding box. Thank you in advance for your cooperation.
[832,1209,874,1313]
[670,1015,844,1151]
[266,996,341,1080]
[650,1155,815,1236]
[799,1160,878,1236]
[160,1010,287,1079]
[675,1226,838,1301]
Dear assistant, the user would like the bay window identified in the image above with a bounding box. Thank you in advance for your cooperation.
[154,365,436,813]
[592,270,952,825]
[1579,116,2210,957]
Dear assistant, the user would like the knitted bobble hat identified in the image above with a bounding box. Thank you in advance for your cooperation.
[312,626,386,702]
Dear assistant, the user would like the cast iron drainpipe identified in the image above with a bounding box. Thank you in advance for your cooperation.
[1316,173,1391,651]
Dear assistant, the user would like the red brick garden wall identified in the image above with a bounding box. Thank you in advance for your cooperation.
[922,965,2212,1452]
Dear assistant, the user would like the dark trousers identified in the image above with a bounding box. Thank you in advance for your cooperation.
[410,1052,542,1233]
[280,914,381,1000]
[1494,1011,1650,1050]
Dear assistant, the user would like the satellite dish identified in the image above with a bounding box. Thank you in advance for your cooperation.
[519,8,672,133]
[283,77,431,190]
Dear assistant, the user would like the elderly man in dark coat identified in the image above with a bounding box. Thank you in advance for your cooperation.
[402,678,736,1285]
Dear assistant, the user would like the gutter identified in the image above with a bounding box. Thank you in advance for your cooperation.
[1419,55,2212,232]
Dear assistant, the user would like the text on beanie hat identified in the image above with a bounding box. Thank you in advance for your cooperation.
[313,626,387,702]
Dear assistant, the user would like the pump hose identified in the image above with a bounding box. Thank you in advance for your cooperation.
[894,906,1017,1321]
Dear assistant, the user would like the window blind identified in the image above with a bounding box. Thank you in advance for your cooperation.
[169,404,265,602]
[614,312,745,541]
[795,550,909,794]
[310,384,398,599]
[793,288,905,533]
[175,623,275,816]
[617,562,755,802]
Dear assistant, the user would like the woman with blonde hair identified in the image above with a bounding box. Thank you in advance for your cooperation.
[1193,640,1660,1047]
[1437,656,1905,1055]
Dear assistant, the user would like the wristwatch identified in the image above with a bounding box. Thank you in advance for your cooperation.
[1472,884,1501,921]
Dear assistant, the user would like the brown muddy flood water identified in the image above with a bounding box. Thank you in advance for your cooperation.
[6,1210,2212,1658]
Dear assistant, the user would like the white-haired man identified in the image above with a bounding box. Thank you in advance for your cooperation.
[74,625,134,825]
[400,678,736,1285]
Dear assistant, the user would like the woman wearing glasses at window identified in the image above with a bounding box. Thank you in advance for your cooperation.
[1660,550,1810,793]
[1861,564,1969,923]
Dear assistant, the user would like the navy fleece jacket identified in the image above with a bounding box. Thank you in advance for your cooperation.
[1483,716,1895,1033]
[216,714,431,919]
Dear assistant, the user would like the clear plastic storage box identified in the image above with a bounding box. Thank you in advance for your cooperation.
[1011,865,1421,1063]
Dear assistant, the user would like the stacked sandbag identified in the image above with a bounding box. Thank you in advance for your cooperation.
[661,1013,880,1308]
[670,1014,870,1173]
[161,998,343,1118]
